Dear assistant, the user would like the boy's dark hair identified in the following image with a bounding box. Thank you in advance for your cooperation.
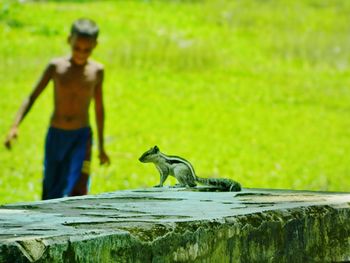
[71,18,99,39]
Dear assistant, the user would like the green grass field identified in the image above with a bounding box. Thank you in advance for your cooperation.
[1,0,349,204]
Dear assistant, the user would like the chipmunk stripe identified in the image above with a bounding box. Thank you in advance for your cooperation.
[159,152,197,180]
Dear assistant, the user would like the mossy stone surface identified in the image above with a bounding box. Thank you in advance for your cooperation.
[0,188,350,262]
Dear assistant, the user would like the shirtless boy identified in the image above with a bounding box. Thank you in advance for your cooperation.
[4,18,110,200]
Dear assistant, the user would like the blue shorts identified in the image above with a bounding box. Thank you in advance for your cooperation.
[42,126,92,200]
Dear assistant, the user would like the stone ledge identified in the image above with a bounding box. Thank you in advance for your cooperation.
[0,188,350,262]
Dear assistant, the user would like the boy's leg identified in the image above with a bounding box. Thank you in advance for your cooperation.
[70,161,90,196]
[64,128,92,197]
[70,137,92,196]
[42,128,69,200]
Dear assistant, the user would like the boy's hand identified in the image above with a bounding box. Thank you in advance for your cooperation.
[4,127,18,149]
[99,150,111,166]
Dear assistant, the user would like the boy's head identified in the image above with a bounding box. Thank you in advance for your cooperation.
[68,18,99,65]
[70,18,99,39]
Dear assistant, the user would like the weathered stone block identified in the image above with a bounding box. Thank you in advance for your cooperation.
[0,188,349,262]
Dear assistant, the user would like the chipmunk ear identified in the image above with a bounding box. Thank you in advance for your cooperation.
[154,145,159,152]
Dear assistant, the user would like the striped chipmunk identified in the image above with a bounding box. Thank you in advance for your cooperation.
[139,146,241,192]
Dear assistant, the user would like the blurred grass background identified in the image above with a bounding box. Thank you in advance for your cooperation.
[0,0,349,204]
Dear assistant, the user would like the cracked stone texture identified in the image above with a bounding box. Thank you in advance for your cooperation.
[0,187,350,262]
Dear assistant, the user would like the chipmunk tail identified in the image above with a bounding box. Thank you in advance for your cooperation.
[196,177,241,192]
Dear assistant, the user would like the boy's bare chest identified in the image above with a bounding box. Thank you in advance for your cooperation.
[53,64,99,93]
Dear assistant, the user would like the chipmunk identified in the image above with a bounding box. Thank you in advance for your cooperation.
[139,146,241,192]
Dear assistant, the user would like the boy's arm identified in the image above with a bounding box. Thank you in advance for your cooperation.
[94,67,110,165]
[4,62,54,149]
